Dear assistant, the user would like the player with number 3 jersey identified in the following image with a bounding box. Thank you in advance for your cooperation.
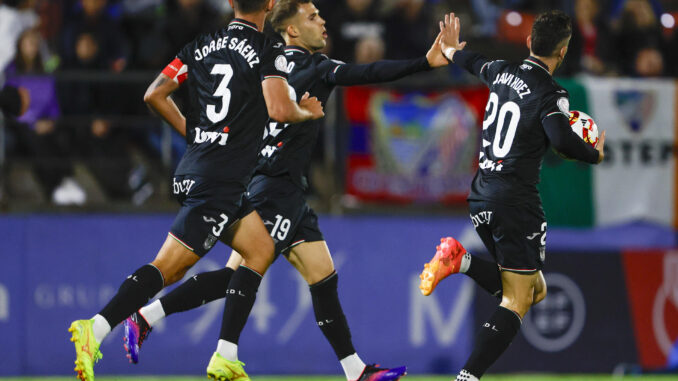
[68,1,323,380]
[121,0,451,380]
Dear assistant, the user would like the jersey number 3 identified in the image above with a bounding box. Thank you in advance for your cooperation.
[206,64,233,123]
[483,92,521,158]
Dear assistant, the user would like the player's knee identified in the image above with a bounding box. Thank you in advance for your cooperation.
[502,292,533,317]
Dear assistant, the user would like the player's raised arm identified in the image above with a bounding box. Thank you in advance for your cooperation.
[144,60,187,136]
[262,77,323,123]
[438,12,498,82]
[327,31,447,86]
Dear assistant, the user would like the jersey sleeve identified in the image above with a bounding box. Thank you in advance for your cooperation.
[260,36,289,82]
[543,112,599,164]
[162,43,193,84]
[324,56,431,86]
[539,88,570,122]
[452,49,500,85]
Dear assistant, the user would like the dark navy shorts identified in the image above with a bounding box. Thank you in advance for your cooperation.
[247,174,324,257]
[468,200,547,273]
[169,175,254,257]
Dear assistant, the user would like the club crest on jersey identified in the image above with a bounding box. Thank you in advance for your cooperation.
[193,127,229,146]
[203,234,218,251]
[557,97,569,114]
[275,55,289,73]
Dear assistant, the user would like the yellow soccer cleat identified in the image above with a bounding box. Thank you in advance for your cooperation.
[206,352,250,381]
[419,237,467,296]
[68,319,102,381]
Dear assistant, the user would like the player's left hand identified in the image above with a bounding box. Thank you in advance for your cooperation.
[438,12,467,62]
[426,30,449,68]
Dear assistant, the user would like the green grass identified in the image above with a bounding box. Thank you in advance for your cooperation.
[1,376,677,381]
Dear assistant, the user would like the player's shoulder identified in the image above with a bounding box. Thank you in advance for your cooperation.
[541,77,569,99]
[312,53,343,66]
[481,59,508,73]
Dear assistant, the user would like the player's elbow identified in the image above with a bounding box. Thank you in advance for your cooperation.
[143,87,159,105]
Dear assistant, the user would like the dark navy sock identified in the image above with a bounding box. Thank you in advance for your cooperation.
[99,264,164,327]
[218,266,262,344]
[161,267,234,315]
[463,306,522,378]
[310,272,356,360]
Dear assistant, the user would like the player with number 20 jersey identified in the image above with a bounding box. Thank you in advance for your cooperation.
[419,11,605,381]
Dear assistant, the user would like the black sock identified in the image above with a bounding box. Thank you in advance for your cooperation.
[465,255,502,298]
[462,306,522,378]
[160,267,234,316]
[219,266,262,344]
[310,272,356,360]
[99,264,164,328]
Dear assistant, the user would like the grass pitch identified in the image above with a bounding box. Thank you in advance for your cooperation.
[1,375,677,381]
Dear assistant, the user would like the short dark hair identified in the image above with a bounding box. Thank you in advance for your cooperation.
[268,0,312,34]
[233,0,270,14]
[531,10,572,57]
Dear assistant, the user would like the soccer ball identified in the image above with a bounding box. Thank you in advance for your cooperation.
[568,110,599,147]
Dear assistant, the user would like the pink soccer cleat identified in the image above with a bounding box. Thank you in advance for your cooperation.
[419,237,467,296]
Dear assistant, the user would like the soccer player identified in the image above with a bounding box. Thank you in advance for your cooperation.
[122,0,450,380]
[67,0,324,380]
[418,11,606,380]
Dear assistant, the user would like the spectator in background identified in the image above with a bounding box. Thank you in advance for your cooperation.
[384,0,433,60]
[612,0,666,76]
[60,0,128,72]
[161,0,226,58]
[5,28,86,205]
[559,0,613,75]
[319,0,387,62]
[57,0,148,203]
[0,0,39,72]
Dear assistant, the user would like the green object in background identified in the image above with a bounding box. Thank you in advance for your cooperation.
[538,78,594,227]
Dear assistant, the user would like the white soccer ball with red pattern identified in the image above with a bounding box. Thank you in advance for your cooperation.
[568,110,599,147]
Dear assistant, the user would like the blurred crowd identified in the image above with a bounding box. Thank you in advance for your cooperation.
[1,0,678,207]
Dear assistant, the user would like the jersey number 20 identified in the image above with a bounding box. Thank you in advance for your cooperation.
[206,64,233,123]
[483,92,520,158]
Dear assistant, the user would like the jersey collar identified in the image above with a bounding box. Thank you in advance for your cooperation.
[524,56,550,74]
[229,18,259,32]
[284,45,310,55]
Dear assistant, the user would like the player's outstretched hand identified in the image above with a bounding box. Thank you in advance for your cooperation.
[299,91,324,120]
[439,12,467,62]
[426,31,449,68]
[595,130,606,163]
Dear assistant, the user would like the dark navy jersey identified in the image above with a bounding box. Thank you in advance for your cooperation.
[168,19,288,185]
[254,45,430,189]
[455,50,571,205]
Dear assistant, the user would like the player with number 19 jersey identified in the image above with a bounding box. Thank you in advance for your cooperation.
[166,18,289,186]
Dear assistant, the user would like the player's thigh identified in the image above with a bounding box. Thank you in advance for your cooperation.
[287,241,335,284]
[227,210,275,273]
[468,201,498,260]
[492,202,546,273]
[246,174,309,258]
[170,175,248,256]
[500,270,541,318]
[151,235,201,286]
